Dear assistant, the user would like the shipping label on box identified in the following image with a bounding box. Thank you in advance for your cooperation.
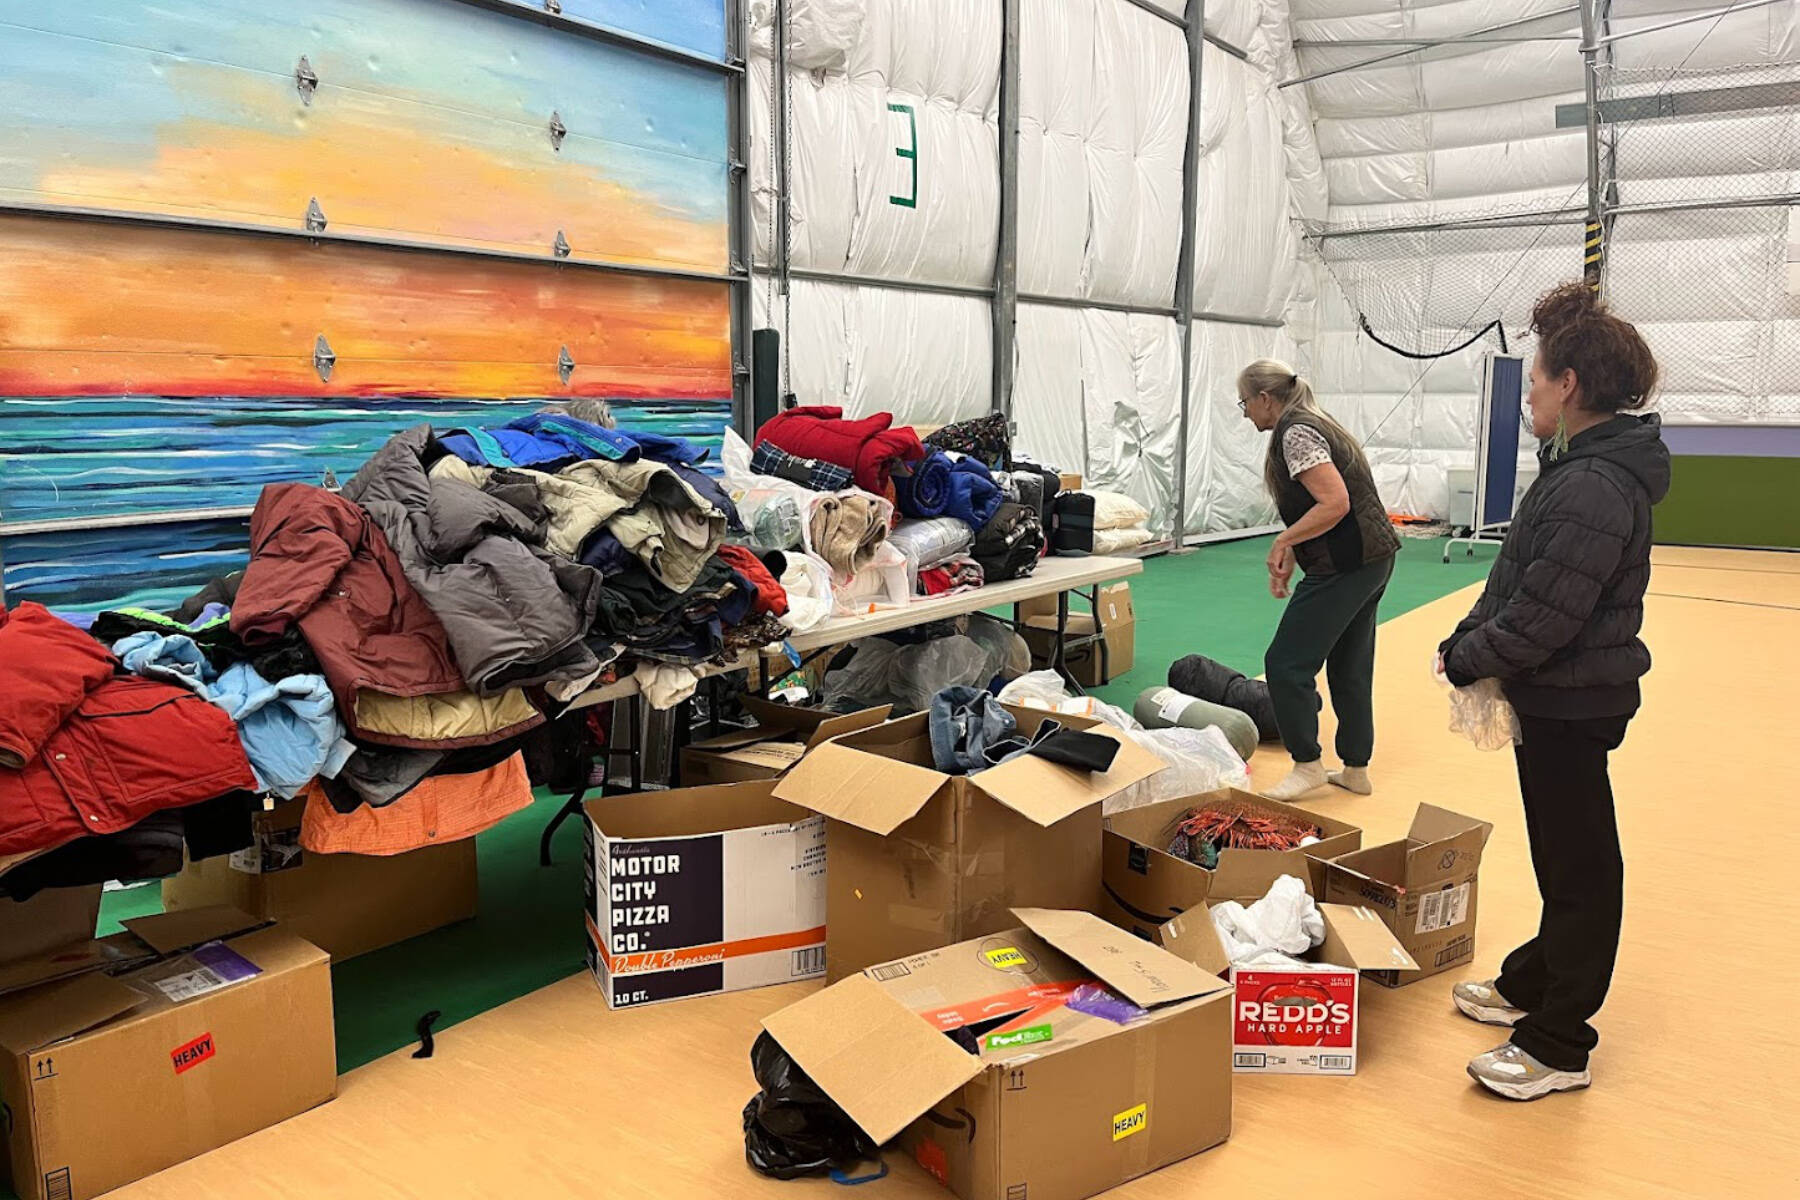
[584,783,827,1009]
[1229,965,1359,1076]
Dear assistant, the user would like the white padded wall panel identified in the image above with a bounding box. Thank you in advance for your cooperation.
[1013,305,1087,474]
[1018,0,1187,307]
[844,0,1000,287]
[1184,319,1299,535]
[1207,0,1261,50]
[1085,0,1188,307]
[749,57,861,271]
[752,276,991,423]
[1191,47,1300,321]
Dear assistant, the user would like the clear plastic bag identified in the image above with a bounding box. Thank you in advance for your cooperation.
[1104,725,1251,816]
[1435,663,1521,751]
[997,670,1140,732]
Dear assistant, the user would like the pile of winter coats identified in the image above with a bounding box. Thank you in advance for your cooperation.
[745,409,1053,603]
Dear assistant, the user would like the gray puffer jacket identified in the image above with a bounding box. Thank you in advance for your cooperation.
[345,425,602,697]
[1442,413,1670,719]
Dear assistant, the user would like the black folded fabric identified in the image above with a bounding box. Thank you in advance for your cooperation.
[1027,726,1120,773]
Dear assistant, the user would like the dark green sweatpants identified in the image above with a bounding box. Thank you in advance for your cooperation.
[1264,555,1395,767]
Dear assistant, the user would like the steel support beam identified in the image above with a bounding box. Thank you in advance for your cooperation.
[1605,191,1800,218]
[1557,79,1800,127]
[727,0,755,437]
[1174,0,1208,542]
[1205,34,1250,61]
[444,0,742,74]
[774,0,792,301]
[1119,0,1184,29]
[1293,36,1578,47]
[994,0,1022,420]
[789,267,993,299]
[1280,6,1580,88]
[1308,206,1587,240]
[1580,0,1605,288]
[1018,292,1178,319]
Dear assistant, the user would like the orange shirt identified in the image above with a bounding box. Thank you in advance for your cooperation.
[300,752,532,856]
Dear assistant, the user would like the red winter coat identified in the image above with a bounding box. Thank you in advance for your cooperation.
[0,603,257,859]
[754,407,924,494]
[230,484,542,749]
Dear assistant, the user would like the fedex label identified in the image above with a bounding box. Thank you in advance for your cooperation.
[1232,968,1360,1075]
[171,1032,215,1075]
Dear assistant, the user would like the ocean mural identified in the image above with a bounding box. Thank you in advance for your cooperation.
[0,0,736,610]
[0,0,729,270]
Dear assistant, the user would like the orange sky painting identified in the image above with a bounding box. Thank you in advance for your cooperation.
[0,215,731,400]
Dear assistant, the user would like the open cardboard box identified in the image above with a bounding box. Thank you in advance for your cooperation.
[163,798,477,961]
[1100,791,1362,941]
[1322,804,1493,987]
[775,705,1165,980]
[762,908,1233,1200]
[1157,860,1416,1076]
[679,697,891,786]
[0,907,335,1200]
[584,780,826,1009]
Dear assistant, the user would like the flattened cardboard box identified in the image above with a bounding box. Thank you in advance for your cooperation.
[0,907,335,1200]
[1157,861,1416,1076]
[679,698,890,786]
[1322,804,1494,986]
[1101,791,1362,940]
[763,909,1233,1200]
[775,706,1166,980]
[0,888,101,968]
[584,780,826,1008]
[162,799,477,960]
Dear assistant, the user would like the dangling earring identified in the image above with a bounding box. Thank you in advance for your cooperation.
[1550,412,1571,460]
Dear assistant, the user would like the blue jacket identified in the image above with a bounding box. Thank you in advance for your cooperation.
[439,413,706,471]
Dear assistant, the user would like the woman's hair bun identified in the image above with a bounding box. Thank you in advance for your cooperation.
[1529,281,1600,338]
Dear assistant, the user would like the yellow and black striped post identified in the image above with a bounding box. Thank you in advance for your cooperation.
[1583,219,1604,291]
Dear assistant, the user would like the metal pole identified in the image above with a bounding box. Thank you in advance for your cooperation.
[1173,0,1206,544]
[1309,207,1587,240]
[774,0,792,300]
[727,0,754,437]
[1280,5,1580,88]
[1580,0,1604,289]
[994,0,1021,420]
[1118,0,1185,29]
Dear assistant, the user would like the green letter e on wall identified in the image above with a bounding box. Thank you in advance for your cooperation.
[888,102,918,209]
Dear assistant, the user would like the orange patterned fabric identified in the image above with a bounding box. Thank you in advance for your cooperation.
[299,752,532,856]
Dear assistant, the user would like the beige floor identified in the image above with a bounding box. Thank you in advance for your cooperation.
[116,549,1800,1200]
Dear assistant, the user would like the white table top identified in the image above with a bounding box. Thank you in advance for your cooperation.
[564,554,1144,709]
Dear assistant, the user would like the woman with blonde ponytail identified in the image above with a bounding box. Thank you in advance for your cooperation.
[1237,359,1399,800]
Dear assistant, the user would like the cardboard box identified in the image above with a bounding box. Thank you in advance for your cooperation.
[583,780,827,1009]
[1058,471,1083,491]
[1100,791,1362,940]
[776,707,1165,980]
[1021,584,1135,687]
[679,697,890,786]
[763,909,1233,1200]
[0,908,335,1200]
[0,887,101,966]
[1159,864,1417,1076]
[162,799,477,961]
[1322,804,1494,987]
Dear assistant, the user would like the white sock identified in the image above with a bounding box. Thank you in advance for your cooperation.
[1262,760,1328,801]
[1329,766,1372,795]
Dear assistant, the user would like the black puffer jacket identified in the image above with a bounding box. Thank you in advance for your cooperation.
[1441,413,1671,719]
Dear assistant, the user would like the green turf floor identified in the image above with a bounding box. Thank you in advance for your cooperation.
[97,534,1495,1075]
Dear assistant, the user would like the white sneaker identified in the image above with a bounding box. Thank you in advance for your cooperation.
[1452,979,1524,1027]
[1467,1042,1590,1101]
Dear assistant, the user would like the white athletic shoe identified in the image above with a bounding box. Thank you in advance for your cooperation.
[1467,1042,1591,1101]
[1452,979,1525,1028]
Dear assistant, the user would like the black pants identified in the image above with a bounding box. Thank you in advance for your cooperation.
[1498,713,1631,1072]
[1264,555,1393,766]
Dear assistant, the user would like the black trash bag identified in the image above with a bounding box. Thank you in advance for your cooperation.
[742,1031,879,1180]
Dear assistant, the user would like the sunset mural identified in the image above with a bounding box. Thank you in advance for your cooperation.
[0,0,735,608]
[0,0,729,270]
[0,216,731,400]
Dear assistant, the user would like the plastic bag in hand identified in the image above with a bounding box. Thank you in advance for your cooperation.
[1434,660,1521,751]
[742,1031,879,1180]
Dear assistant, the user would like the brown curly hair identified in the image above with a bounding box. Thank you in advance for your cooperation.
[1530,283,1659,413]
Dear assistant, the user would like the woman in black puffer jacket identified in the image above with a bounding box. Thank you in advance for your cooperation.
[1441,283,1669,1102]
